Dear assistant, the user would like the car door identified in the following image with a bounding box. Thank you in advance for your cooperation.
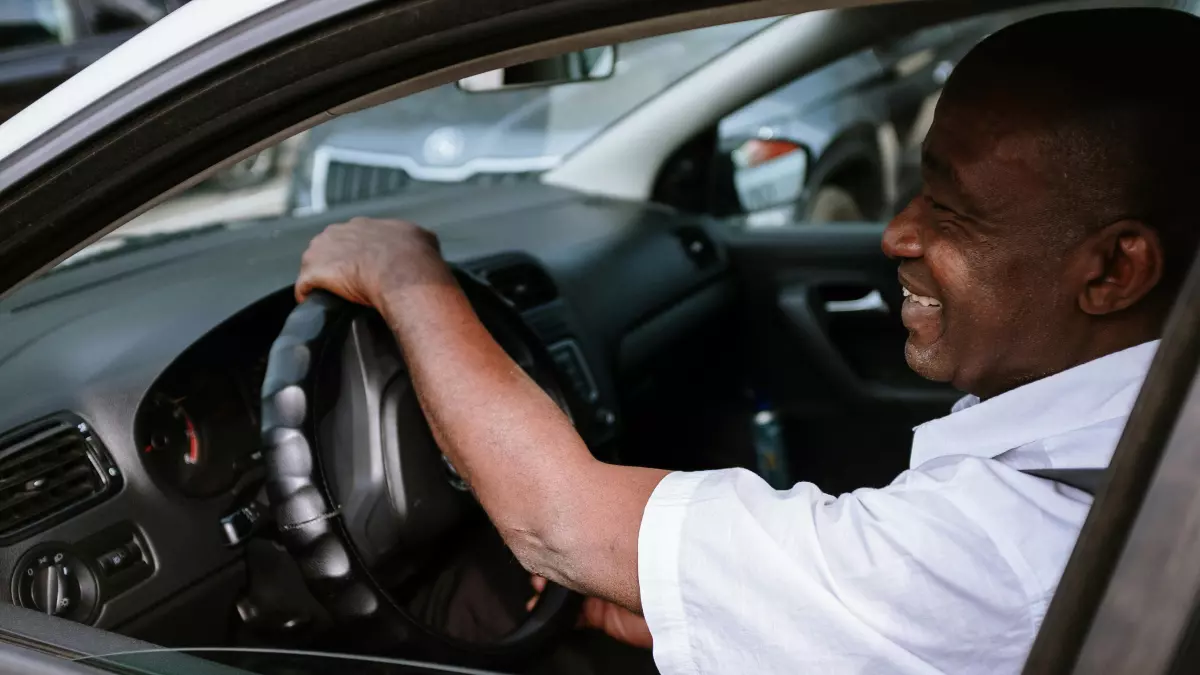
[717,220,959,494]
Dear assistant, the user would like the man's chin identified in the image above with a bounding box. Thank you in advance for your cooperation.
[904,339,954,383]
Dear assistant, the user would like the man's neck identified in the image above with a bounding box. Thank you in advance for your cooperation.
[974,327,1161,401]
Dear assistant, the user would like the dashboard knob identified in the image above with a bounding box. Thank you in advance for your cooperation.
[11,545,98,623]
[30,564,71,616]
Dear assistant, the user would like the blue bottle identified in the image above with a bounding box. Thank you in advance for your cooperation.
[752,399,790,489]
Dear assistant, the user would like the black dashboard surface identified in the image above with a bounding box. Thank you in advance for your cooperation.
[0,182,730,634]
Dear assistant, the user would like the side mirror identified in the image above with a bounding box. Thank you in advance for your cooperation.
[458,46,617,92]
[729,137,810,213]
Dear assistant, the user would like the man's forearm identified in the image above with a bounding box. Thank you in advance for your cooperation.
[376,276,666,612]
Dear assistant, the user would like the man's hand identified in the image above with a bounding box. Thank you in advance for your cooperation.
[295,217,453,308]
[527,576,653,649]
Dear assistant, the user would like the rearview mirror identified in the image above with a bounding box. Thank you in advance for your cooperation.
[730,137,810,213]
[458,46,617,92]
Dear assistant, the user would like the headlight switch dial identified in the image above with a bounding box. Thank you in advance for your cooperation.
[10,543,100,623]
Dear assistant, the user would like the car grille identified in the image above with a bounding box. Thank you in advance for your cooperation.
[324,161,411,207]
[322,160,542,209]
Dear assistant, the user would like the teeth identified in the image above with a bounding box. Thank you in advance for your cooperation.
[902,287,941,307]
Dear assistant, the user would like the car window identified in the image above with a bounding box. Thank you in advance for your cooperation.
[82,0,169,35]
[0,0,73,49]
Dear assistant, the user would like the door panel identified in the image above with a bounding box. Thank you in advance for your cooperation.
[721,222,959,493]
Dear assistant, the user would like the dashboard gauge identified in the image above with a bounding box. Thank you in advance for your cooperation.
[131,295,286,500]
[138,394,238,498]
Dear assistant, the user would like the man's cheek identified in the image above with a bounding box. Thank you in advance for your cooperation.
[937,256,1010,353]
[931,251,973,316]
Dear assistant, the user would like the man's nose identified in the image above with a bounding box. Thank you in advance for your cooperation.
[881,197,924,260]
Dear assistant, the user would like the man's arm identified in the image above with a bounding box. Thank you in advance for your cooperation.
[295,217,668,613]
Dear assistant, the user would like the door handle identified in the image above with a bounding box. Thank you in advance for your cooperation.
[824,289,888,315]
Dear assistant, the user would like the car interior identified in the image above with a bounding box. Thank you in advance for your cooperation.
[0,0,1195,673]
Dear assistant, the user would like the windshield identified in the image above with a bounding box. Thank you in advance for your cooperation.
[292,20,773,214]
[55,17,776,269]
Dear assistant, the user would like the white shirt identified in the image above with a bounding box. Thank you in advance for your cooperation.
[638,340,1159,675]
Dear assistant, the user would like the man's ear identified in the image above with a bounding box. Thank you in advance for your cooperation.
[1077,220,1163,316]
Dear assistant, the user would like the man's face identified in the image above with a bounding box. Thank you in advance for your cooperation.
[881,95,1087,397]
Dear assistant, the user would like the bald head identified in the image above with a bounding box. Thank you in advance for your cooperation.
[942,7,1200,289]
[882,7,1200,397]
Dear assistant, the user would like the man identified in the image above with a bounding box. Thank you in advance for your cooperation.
[294,8,1200,674]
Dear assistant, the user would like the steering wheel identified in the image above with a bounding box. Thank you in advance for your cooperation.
[259,270,582,666]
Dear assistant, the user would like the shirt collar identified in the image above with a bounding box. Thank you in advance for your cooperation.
[909,340,1161,470]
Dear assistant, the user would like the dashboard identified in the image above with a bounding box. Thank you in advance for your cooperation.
[0,182,734,643]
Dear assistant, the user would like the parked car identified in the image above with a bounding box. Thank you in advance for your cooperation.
[717,10,1015,223]
[0,0,277,189]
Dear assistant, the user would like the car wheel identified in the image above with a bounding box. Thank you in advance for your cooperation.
[212,147,278,190]
[804,184,865,223]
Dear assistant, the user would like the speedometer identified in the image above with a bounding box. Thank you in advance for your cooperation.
[137,394,239,498]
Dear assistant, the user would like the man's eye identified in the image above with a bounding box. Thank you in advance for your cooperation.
[922,196,967,235]
[925,196,956,215]
[935,219,959,235]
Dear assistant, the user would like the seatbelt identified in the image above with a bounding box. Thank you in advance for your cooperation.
[1020,468,1106,496]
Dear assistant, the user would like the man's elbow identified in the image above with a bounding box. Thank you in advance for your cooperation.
[488,458,601,590]
[497,517,587,591]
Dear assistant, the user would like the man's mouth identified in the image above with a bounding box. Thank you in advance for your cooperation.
[901,287,942,308]
[897,273,944,352]
[899,284,943,339]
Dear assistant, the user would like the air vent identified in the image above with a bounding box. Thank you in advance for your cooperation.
[483,262,559,312]
[0,415,121,544]
[674,225,719,269]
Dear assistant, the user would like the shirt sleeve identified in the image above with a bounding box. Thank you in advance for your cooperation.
[638,466,1045,675]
